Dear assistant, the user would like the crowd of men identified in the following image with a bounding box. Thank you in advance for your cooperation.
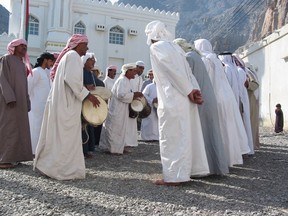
[0,20,261,185]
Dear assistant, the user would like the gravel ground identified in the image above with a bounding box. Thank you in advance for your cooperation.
[1,127,288,216]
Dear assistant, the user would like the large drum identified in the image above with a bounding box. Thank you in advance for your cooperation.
[129,96,151,119]
[129,104,138,119]
[82,95,108,126]
[130,96,147,112]
[90,86,112,101]
[138,103,151,119]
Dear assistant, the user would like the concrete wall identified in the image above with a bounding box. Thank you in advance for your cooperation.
[239,24,288,129]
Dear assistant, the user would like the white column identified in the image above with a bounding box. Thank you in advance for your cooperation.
[9,0,22,37]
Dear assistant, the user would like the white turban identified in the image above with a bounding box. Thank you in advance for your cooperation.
[173,38,193,53]
[81,52,96,65]
[194,39,213,57]
[121,63,137,75]
[136,61,145,67]
[145,20,173,45]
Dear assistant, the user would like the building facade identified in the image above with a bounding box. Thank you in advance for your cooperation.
[239,24,288,129]
[0,0,179,74]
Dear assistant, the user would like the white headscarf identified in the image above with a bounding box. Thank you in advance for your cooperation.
[136,61,145,67]
[194,39,214,57]
[145,20,173,45]
[81,52,96,66]
[121,63,137,75]
[105,65,117,79]
[173,38,193,52]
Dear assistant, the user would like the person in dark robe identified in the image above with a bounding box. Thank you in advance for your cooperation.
[81,53,105,158]
[0,38,33,169]
[275,104,284,133]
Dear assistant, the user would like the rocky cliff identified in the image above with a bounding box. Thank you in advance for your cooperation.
[251,0,288,40]
[0,5,9,34]
[119,0,288,52]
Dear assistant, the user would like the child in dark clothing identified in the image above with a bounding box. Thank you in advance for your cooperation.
[275,104,284,133]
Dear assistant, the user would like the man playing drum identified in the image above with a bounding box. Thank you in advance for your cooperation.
[81,52,105,158]
[99,63,143,155]
[34,34,100,180]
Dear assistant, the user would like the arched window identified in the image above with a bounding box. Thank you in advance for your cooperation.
[28,15,39,35]
[74,21,86,35]
[109,26,124,45]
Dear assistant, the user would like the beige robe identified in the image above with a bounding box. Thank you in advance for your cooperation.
[34,50,89,180]
[0,54,33,163]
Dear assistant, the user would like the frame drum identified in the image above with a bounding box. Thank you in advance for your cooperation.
[90,87,112,100]
[131,96,147,112]
[82,95,108,126]
[138,103,151,119]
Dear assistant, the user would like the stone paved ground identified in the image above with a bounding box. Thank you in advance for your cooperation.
[0,127,288,215]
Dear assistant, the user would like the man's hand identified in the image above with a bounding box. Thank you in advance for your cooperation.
[133,92,143,100]
[188,89,203,105]
[87,94,100,107]
[86,84,96,91]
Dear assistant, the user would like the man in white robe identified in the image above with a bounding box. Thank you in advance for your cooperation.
[233,54,254,155]
[140,81,159,141]
[218,52,240,106]
[131,61,145,92]
[145,20,209,185]
[28,52,55,155]
[34,34,100,180]
[99,63,143,154]
[103,65,117,91]
[194,39,250,166]
[126,61,145,147]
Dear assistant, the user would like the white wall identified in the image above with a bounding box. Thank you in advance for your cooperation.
[239,24,288,128]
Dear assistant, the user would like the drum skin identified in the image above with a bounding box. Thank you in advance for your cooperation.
[130,96,148,112]
[90,87,112,100]
[129,96,151,119]
[82,95,108,126]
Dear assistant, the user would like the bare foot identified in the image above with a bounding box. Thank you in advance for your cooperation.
[154,179,181,186]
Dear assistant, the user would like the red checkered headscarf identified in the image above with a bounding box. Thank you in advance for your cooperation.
[7,38,32,76]
[50,34,88,81]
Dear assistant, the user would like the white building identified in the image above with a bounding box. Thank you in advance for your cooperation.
[239,24,288,129]
[0,0,179,74]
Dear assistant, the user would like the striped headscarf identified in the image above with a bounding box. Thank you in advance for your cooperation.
[7,38,32,76]
[50,34,88,81]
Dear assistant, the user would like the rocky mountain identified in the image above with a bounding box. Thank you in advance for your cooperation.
[0,5,9,34]
[119,0,288,53]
